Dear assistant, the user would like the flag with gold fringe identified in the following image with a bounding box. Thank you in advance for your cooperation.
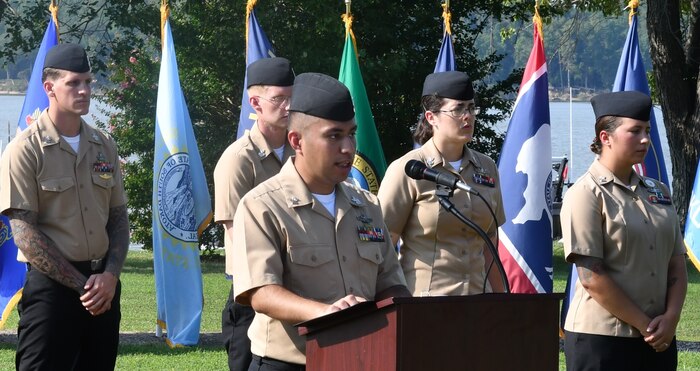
[338,6,387,193]
[152,2,212,346]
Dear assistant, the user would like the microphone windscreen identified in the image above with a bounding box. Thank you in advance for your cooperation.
[405,160,426,180]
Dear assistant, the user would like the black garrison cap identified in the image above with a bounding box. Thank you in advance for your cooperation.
[43,44,90,73]
[591,91,652,121]
[289,73,354,121]
[246,57,294,88]
[421,71,474,100]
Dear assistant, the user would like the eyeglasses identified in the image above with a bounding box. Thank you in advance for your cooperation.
[257,95,292,107]
[437,106,481,118]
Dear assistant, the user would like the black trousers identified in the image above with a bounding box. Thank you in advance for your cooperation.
[564,330,678,371]
[248,355,305,371]
[222,285,255,370]
[16,264,121,371]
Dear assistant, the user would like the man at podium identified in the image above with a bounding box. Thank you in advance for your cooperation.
[231,72,410,371]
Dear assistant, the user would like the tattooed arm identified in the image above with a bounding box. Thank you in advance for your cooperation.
[6,209,88,293]
[80,205,129,316]
[103,205,130,278]
[574,254,652,336]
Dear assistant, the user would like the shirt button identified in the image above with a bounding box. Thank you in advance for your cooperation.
[349,287,354,293]
[88,230,93,235]
[311,255,317,262]
[644,219,649,224]
[650,245,654,250]
[84,207,88,211]
[651,272,655,277]
[375,253,380,260]
[342,255,347,262]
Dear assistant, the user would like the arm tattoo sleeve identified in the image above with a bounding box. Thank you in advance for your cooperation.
[6,209,87,293]
[104,205,130,277]
[575,255,605,284]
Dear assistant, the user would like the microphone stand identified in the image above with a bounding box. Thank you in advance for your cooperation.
[435,185,511,293]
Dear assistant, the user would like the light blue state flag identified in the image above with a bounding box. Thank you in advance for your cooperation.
[236,7,275,139]
[17,17,58,131]
[685,167,700,272]
[153,19,212,347]
[612,13,669,185]
[1,16,57,328]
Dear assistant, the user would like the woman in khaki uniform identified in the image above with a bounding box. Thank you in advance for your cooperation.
[561,91,687,370]
[378,71,506,296]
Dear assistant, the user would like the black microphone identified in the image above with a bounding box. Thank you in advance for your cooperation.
[405,159,479,195]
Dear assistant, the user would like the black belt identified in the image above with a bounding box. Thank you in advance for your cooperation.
[27,258,105,274]
[251,355,305,371]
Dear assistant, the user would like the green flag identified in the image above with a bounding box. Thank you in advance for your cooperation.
[339,16,387,194]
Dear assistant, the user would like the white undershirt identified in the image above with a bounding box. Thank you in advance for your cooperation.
[274,145,285,161]
[449,159,462,171]
[62,134,80,153]
[313,191,336,216]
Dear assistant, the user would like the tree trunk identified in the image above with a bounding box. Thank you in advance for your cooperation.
[647,0,700,230]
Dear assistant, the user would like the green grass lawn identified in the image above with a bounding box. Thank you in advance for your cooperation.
[1,246,699,370]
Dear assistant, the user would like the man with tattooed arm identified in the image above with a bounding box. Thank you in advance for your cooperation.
[0,43,130,371]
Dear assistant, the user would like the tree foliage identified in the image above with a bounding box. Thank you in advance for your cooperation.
[1,0,562,249]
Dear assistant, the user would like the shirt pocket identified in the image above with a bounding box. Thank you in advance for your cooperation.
[356,242,384,294]
[288,244,337,302]
[39,177,77,218]
[91,174,115,212]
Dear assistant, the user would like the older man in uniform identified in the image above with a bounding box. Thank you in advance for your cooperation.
[0,43,129,370]
[214,57,295,371]
[231,72,410,371]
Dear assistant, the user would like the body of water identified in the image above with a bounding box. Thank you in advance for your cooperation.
[0,96,673,187]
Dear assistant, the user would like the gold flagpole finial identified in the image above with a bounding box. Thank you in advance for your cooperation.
[342,0,353,36]
[441,1,452,36]
[49,0,59,42]
[161,0,170,45]
[533,2,543,38]
[341,0,358,56]
[625,0,639,25]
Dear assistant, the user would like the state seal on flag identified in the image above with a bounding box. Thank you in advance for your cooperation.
[156,153,197,242]
[349,153,379,194]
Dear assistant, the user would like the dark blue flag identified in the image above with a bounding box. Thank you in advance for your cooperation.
[237,8,275,139]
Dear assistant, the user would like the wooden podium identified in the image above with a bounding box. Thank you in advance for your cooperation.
[297,294,563,371]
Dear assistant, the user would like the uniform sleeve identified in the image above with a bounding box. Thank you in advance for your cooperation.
[213,147,255,223]
[0,140,39,214]
[488,158,506,229]
[659,182,687,257]
[377,158,415,241]
[560,181,605,262]
[231,193,285,305]
[374,202,408,293]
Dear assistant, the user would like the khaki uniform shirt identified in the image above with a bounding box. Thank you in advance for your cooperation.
[0,110,127,262]
[232,159,407,364]
[377,138,505,296]
[213,122,293,275]
[561,160,685,337]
